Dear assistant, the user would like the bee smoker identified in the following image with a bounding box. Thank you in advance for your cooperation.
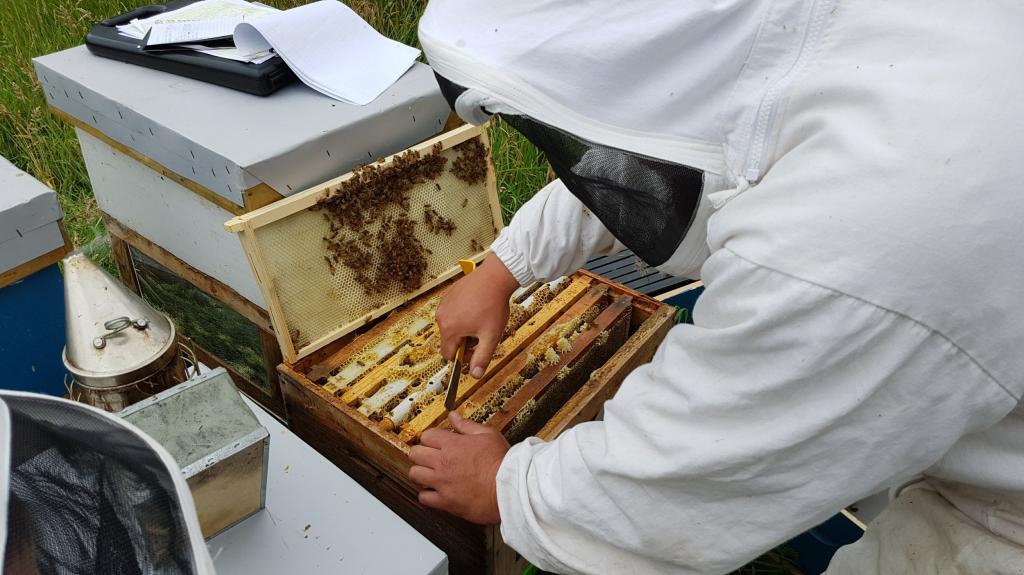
[62,252,190,411]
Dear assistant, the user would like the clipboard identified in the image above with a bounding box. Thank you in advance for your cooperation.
[85,0,296,97]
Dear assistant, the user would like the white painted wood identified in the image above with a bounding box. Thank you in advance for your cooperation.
[35,46,450,206]
[0,224,64,274]
[78,129,267,309]
[0,155,66,274]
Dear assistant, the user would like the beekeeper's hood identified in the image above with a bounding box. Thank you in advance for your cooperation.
[419,1,799,269]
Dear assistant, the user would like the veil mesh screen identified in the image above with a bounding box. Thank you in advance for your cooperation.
[432,73,705,267]
[503,115,704,267]
[3,394,199,575]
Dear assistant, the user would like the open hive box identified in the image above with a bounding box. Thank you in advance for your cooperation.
[226,123,675,575]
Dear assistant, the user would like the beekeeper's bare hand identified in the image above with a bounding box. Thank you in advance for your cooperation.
[436,254,519,378]
[409,412,508,525]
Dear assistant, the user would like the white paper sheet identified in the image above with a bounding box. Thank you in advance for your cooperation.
[146,18,242,46]
[193,46,277,64]
[117,0,278,40]
[234,0,419,105]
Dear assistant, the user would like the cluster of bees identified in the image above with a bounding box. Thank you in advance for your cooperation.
[450,137,489,184]
[314,138,490,297]
[318,275,631,444]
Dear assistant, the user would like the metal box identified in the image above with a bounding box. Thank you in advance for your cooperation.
[120,367,269,538]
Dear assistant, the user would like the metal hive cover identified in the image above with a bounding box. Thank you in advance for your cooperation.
[226,124,502,363]
[120,367,267,475]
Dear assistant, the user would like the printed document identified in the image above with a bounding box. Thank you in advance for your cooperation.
[235,0,419,105]
[114,0,419,102]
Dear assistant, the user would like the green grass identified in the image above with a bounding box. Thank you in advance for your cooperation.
[0,0,547,270]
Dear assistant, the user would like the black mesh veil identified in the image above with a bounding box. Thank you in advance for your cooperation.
[1,392,209,575]
[436,74,705,267]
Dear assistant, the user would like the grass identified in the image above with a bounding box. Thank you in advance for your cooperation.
[0,0,547,271]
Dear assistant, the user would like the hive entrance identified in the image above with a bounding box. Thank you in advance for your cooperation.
[226,124,502,362]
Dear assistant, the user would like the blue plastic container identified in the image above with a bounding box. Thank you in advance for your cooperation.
[0,263,68,395]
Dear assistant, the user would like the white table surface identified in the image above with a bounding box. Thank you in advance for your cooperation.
[208,395,447,575]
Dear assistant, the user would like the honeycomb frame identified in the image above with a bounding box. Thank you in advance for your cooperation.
[226,124,502,362]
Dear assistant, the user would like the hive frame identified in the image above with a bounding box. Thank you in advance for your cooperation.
[274,270,677,574]
[453,286,610,425]
[225,123,502,363]
[489,295,632,440]
[397,277,596,442]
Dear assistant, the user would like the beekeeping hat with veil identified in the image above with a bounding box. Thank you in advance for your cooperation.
[419,1,782,274]
[0,391,213,574]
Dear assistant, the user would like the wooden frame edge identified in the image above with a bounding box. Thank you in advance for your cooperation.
[224,122,487,233]
[655,280,704,302]
[841,508,868,531]
[102,213,274,333]
[108,233,141,295]
[479,125,505,234]
[236,219,298,362]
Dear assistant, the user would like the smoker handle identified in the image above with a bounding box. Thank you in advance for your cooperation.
[92,316,150,349]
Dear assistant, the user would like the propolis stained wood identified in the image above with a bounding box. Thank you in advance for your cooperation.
[277,270,675,575]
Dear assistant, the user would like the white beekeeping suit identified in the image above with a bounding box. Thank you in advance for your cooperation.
[420,1,1024,574]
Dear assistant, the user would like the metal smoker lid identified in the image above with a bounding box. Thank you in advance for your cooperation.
[62,252,178,388]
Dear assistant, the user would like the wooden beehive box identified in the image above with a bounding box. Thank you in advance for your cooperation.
[227,123,675,574]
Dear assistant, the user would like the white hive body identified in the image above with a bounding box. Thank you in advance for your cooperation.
[62,252,184,410]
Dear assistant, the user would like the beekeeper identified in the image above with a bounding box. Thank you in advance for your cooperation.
[407,1,1024,573]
